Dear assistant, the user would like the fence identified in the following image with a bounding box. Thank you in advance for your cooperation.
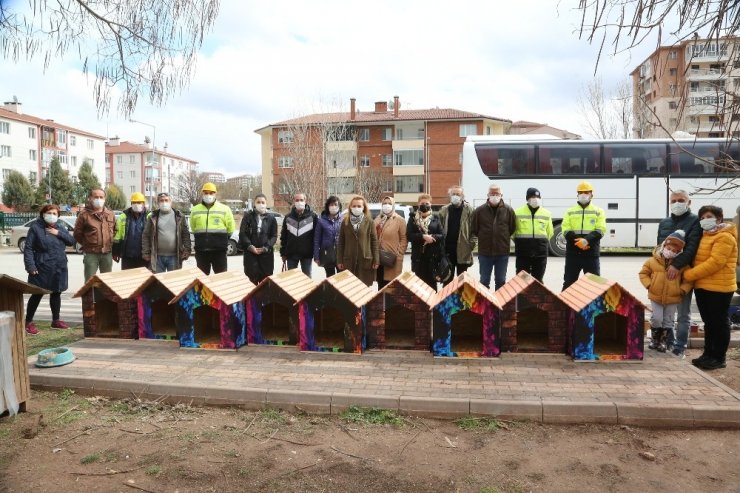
[0,213,38,231]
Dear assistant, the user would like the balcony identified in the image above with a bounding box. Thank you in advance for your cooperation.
[686,49,729,62]
[687,68,727,81]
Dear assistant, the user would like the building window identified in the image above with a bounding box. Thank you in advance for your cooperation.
[57,130,66,145]
[278,156,294,168]
[459,152,463,165]
[117,171,123,180]
[382,128,393,141]
[669,101,678,109]
[29,149,36,160]
[395,128,403,140]
[0,122,9,134]
[459,124,477,137]
[669,68,677,76]
[395,176,424,193]
[69,135,76,146]
[382,154,392,167]
[486,126,492,135]
[327,177,354,194]
[58,151,67,164]
[88,158,94,167]
[669,50,677,59]
[394,149,423,166]
[360,155,370,167]
[669,84,677,95]
[29,171,37,183]
[277,182,290,194]
[86,139,94,150]
[277,130,294,144]
[1,169,10,179]
[359,128,370,141]
[116,156,123,164]
[71,156,77,167]
[383,179,393,192]
[689,116,698,123]
[130,186,136,193]
[130,170,136,178]
[1,145,11,157]
[129,155,136,164]
[28,127,35,139]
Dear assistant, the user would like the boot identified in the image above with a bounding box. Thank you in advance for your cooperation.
[649,328,661,350]
[658,328,668,352]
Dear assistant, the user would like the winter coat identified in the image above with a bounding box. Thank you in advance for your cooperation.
[656,211,701,270]
[141,209,191,271]
[407,212,445,273]
[684,223,738,293]
[471,202,516,256]
[438,201,476,264]
[561,202,607,257]
[337,215,379,286]
[280,205,318,260]
[239,211,278,284]
[24,218,75,292]
[639,246,692,305]
[73,205,116,254]
[374,213,407,281]
[113,206,148,259]
[313,212,343,264]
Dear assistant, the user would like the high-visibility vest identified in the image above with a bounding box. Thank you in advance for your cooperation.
[189,201,235,252]
[561,202,606,236]
[513,204,553,241]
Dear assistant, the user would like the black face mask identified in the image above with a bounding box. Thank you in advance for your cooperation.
[418,204,431,213]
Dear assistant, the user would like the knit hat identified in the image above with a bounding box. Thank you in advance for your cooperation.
[526,187,541,199]
[664,229,686,250]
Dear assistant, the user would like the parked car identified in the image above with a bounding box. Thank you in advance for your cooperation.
[10,216,83,254]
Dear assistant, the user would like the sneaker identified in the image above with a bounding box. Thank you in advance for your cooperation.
[25,322,39,335]
[671,348,685,359]
[692,354,710,366]
[51,320,70,329]
[697,358,727,370]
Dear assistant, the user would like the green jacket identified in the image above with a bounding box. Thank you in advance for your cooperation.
[438,201,476,264]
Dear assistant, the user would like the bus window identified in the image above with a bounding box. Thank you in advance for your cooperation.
[474,144,535,176]
[538,144,600,175]
[603,143,666,175]
[668,143,719,174]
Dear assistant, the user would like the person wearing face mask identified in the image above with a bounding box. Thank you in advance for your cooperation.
[23,204,76,335]
[407,194,445,289]
[683,206,738,370]
[438,186,476,285]
[74,188,117,281]
[656,190,701,358]
[512,188,553,282]
[471,184,516,289]
[337,196,379,287]
[189,182,235,275]
[112,192,149,269]
[314,196,344,278]
[639,230,692,352]
[239,194,278,284]
[374,196,407,289]
[561,181,607,291]
[142,192,191,273]
[280,192,318,276]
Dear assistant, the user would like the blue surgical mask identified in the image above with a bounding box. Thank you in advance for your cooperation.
[700,218,718,231]
[43,213,58,224]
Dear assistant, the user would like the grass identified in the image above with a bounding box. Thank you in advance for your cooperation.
[258,408,287,425]
[60,388,75,400]
[80,453,101,465]
[339,406,404,426]
[25,322,84,356]
[455,416,502,432]
[145,465,161,476]
[728,347,740,361]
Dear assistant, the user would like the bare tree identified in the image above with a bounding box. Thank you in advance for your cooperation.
[355,168,390,204]
[577,77,633,139]
[0,0,219,117]
[178,170,207,206]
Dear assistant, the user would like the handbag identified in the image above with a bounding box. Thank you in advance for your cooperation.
[320,245,337,267]
[434,253,453,283]
[379,249,397,268]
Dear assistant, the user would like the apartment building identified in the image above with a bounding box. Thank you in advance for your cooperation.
[0,100,105,203]
[509,120,581,139]
[204,172,226,184]
[105,139,197,203]
[255,96,510,208]
[631,37,740,138]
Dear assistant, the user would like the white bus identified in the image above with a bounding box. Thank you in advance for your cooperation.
[461,135,740,256]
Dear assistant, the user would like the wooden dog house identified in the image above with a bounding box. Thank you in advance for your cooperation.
[496,271,570,353]
[132,267,206,341]
[73,268,153,339]
[244,269,317,346]
[431,272,502,357]
[560,274,645,361]
[366,271,436,350]
[170,271,255,350]
[298,270,375,353]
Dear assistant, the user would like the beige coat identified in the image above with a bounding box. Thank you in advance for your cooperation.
[438,201,476,264]
[337,215,379,286]
[374,213,407,281]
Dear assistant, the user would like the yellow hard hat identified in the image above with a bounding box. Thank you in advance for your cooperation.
[576,181,593,193]
[202,182,217,193]
[130,192,146,203]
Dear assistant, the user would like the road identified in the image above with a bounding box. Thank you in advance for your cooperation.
[1,246,658,324]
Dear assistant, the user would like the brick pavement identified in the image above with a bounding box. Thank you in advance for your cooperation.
[28,339,740,428]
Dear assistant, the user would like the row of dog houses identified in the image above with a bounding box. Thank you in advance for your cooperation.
[74,267,646,361]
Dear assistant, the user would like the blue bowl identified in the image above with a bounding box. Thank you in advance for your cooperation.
[35,347,76,368]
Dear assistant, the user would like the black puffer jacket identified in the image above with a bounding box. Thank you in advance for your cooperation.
[656,210,701,270]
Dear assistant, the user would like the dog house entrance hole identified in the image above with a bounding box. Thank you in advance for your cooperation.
[451,310,483,354]
[594,312,628,356]
[314,306,346,350]
[261,302,290,343]
[517,306,549,351]
[150,299,177,338]
[193,305,221,346]
[385,305,415,348]
[95,298,120,337]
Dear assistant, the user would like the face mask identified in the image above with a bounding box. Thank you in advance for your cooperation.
[528,198,541,208]
[351,207,364,217]
[43,213,57,224]
[202,194,216,204]
[158,202,172,212]
[450,195,462,206]
[700,218,717,231]
[255,203,267,213]
[662,248,678,259]
[488,195,501,206]
[418,204,431,213]
[670,202,688,216]
[328,205,339,215]
[381,204,393,215]
[132,204,144,213]
[577,194,591,205]
[294,200,305,210]
[92,198,105,209]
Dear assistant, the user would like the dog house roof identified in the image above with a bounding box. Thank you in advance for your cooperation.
[373,271,438,308]
[72,267,153,300]
[434,272,501,309]
[559,273,646,312]
[302,270,376,308]
[130,267,207,298]
[0,274,49,295]
[496,270,561,306]
[248,268,317,303]
[170,271,256,306]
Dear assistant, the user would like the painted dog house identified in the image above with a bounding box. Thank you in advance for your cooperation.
[169,271,255,349]
[132,267,206,341]
[496,271,570,353]
[244,269,317,346]
[559,273,645,361]
[73,268,153,339]
[366,271,436,350]
[431,272,502,357]
[298,270,375,353]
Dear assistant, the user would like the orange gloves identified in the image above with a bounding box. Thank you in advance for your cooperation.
[574,238,590,250]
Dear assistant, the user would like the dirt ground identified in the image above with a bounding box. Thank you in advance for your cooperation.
[1,350,739,493]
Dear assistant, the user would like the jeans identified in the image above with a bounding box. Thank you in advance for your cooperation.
[478,254,508,290]
[83,252,113,282]
[287,257,312,277]
[694,288,733,362]
[562,255,600,291]
[669,289,693,350]
[156,255,177,273]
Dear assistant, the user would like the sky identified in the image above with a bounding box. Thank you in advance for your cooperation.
[0,0,664,178]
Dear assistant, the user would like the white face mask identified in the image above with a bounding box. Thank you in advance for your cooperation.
[577,194,591,205]
[381,204,393,215]
[328,205,339,215]
[294,200,305,211]
[43,213,58,224]
[158,201,172,212]
[528,198,541,208]
[488,195,501,206]
[351,207,364,217]
[255,203,267,213]
[450,195,462,206]
[662,248,678,259]
[700,218,717,231]
[202,194,216,204]
[92,198,105,209]
[131,204,144,213]
[670,202,688,216]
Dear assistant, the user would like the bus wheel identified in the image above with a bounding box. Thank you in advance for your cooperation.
[549,224,567,257]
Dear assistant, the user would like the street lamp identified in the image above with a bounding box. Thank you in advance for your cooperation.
[129,118,157,209]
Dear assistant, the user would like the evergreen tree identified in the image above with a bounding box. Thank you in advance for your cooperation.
[75,160,102,205]
[104,183,126,210]
[35,158,73,207]
[1,170,35,211]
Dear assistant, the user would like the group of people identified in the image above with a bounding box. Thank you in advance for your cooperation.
[21,182,737,370]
